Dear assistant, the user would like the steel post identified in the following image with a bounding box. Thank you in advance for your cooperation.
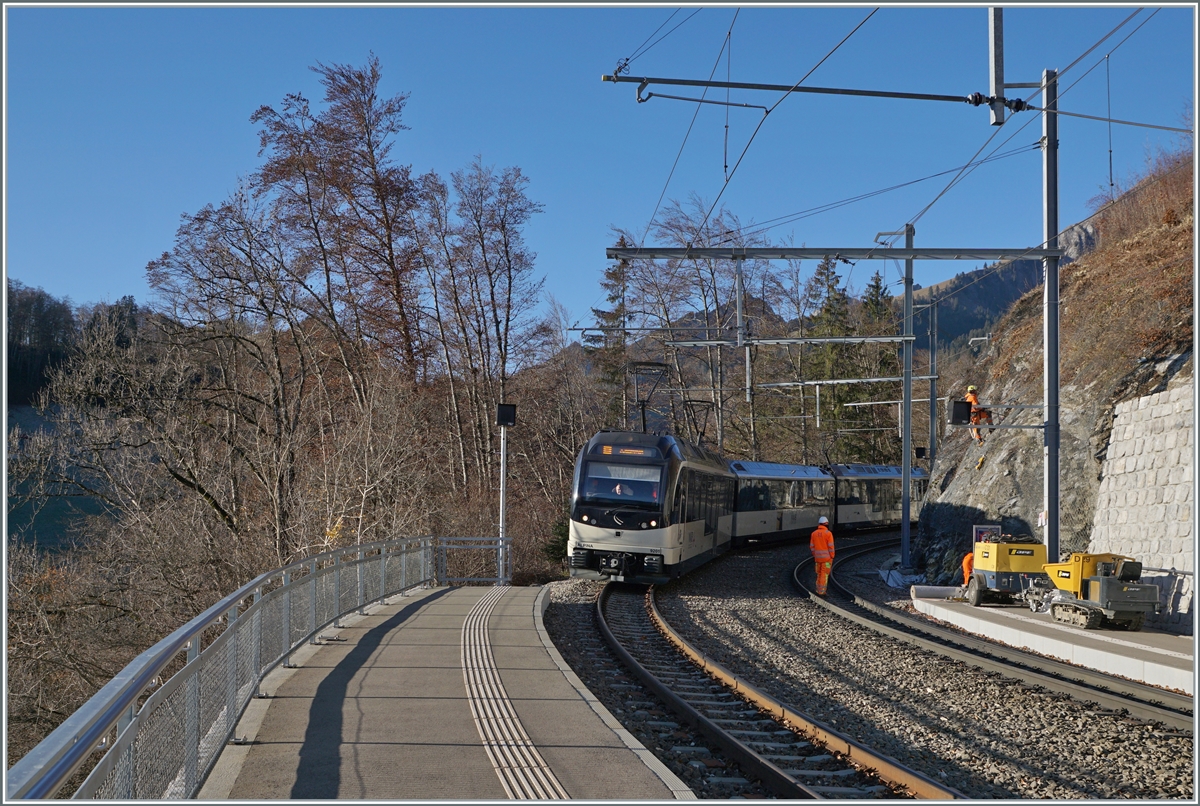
[736,256,749,402]
[357,549,365,613]
[252,588,262,695]
[929,299,938,466]
[117,702,136,797]
[988,8,1006,125]
[380,545,388,602]
[1043,68,1061,562]
[901,224,915,570]
[225,603,239,738]
[499,424,508,584]
[333,554,342,628]
[309,560,318,642]
[184,638,199,795]
[282,570,294,668]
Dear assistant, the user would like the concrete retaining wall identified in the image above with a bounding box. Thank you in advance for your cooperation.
[1090,383,1194,634]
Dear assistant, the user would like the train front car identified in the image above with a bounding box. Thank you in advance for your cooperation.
[729,461,835,548]
[828,463,931,530]
[567,431,735,584]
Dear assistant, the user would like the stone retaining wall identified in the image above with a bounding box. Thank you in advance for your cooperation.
[1089,381,1194,634]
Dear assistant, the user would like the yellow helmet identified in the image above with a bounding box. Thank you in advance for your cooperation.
[967,385,977,392]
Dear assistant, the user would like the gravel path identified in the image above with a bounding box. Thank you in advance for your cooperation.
[543,545,1194,800]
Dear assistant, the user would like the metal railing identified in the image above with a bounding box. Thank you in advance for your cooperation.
[7,536,446,800]
[1142,566,1194,577]
[438,536,512,585]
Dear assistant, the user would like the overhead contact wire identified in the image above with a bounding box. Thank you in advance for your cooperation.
[640,8,740,248]
[730,145,1038,242]
[859,158,1192,346]
[901,7,1152,237]
[716,9,1164,252]
[623,8,703,71]
[690,8,879,247]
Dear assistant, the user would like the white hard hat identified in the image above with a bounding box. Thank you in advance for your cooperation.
[818,516,829,525]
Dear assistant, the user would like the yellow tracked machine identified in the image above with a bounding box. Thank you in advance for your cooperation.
[965,533,1161,631]
[1026,552,1162,631]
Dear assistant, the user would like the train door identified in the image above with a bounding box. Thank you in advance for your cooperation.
[676,469,703,561]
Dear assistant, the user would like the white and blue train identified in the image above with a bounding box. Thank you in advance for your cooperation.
[567,430,929,584]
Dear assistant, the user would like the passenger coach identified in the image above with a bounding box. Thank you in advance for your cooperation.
[568,430,735,584]
[729,461,834,548]
[828,463,930,530]
[567,430,930,585]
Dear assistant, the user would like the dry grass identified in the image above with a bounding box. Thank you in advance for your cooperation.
[1088,150,1194,246]
[964,149,1193,396]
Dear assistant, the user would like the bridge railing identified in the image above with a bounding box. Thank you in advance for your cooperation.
[6,536,442,800]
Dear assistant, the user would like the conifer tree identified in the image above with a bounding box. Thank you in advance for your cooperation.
[584,236,633,427]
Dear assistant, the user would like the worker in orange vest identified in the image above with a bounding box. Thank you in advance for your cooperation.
[965,385,993,446]
[962,549,974,586]
[810,516,835,595]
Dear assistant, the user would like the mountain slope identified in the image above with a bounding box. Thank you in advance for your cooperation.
[916,163,1193,584]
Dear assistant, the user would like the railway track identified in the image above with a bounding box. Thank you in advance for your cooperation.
[794,537,1194,732]
[597,582,964,799]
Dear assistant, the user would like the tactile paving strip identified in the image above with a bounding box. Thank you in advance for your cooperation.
[462,587,569,799]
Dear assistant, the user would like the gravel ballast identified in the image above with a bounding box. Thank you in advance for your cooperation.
[543,545,1194,800]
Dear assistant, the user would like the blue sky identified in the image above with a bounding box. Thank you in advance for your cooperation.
[5,4,1195,329]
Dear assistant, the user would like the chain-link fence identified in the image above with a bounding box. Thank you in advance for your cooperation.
[6,535,502,800]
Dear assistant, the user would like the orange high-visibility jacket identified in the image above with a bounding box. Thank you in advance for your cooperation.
[966,391,991,424]
[810,524,835,562]
[962,551,974,582]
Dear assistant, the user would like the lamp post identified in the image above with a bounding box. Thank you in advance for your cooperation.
[496,403,517,585]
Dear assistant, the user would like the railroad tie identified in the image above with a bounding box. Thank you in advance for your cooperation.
[461,587,570,800]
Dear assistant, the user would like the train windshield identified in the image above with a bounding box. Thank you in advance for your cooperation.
[581,462,663,508]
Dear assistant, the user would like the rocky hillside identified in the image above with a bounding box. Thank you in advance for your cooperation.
[916,155,1193,583]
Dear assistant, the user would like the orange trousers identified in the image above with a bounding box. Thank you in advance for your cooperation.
[815,561,832,595]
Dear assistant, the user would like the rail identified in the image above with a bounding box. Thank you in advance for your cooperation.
[7,534,509,800]
[794,539,1193,730]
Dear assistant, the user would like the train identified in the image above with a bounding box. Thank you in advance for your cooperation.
[567,430,929,584]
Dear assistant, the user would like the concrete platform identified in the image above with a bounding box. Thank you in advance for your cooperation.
[200,586,694,800]
[911,596,1194,695]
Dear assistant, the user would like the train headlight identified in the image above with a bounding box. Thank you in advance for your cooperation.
[650,520,657,528]
[640,522,648,529]
[581,515,589,523]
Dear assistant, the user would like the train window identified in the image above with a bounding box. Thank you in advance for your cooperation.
[876,483,895,514]
[765,480,790,509]
[738,481,770,511]
[702,475,713,529]
[582,462,663,506]
[689,474,698,522]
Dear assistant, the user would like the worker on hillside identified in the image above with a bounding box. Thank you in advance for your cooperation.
[962,549,974,587]
[809,516,835,596]
[965,385,994,445]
